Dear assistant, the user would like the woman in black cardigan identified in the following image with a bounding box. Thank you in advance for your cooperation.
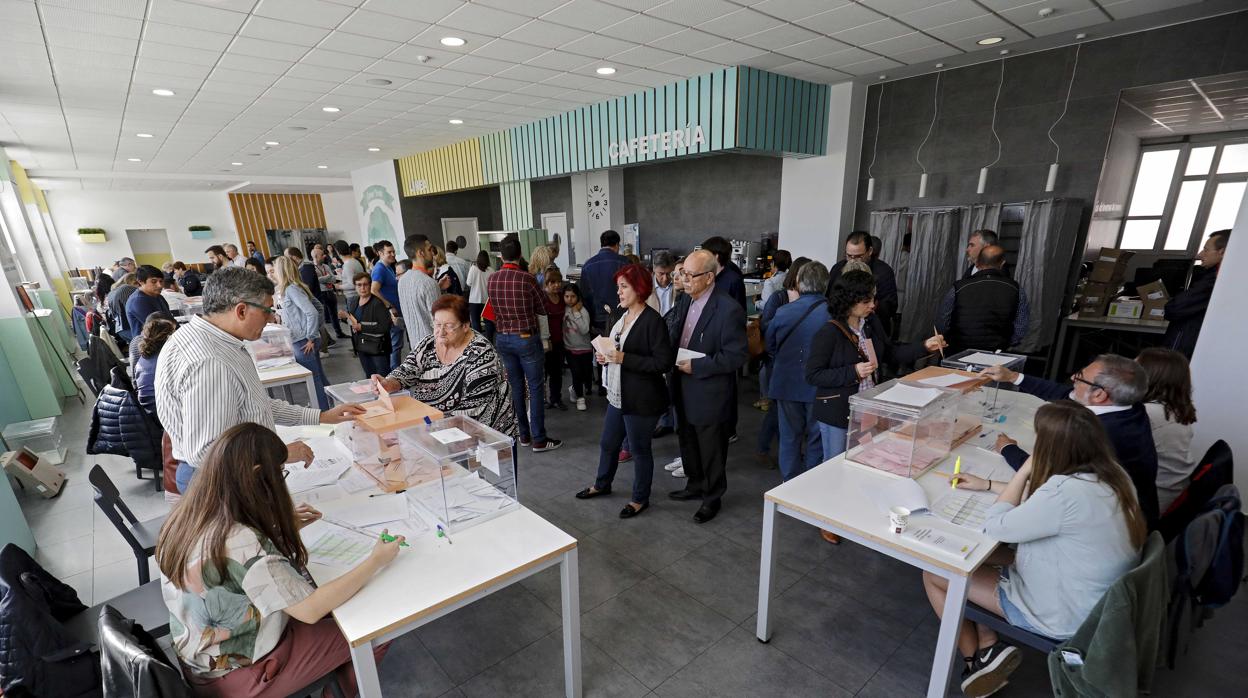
[808,267,945,462]
[576,264,675,518]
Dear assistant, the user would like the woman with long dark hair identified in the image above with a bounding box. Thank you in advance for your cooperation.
[924,401,1147,697]
[1136,347,1198,511]
[157,423,401,696]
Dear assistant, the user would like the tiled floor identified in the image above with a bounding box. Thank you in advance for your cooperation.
[15,341,1247,697]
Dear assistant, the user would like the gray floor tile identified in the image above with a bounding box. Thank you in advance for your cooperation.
[718,509,836,576]
[654,626,852,698]
[582,576,735,689]
[804,540,934,627]
[458,629,647,698]
[376,632,455,698]
[93,554,156,603]
[34,532,95,578]
[436,688,465,698]
[521,537,650,614]
[62,569,95,606]
[29,502,95,546]
[654,534,802,625]
[586,508,720,574]
[416,583,560,685]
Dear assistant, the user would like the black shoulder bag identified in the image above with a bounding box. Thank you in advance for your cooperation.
[812,319,870,428]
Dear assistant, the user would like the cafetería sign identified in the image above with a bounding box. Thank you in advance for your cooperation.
[609,124,707,162]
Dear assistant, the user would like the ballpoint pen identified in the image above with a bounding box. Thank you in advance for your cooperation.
[322,517,409,547]
[436,524,454,545]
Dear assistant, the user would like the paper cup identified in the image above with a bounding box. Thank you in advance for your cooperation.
[889,506,911,534]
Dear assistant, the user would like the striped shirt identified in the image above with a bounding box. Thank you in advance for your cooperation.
[155,315,320,468]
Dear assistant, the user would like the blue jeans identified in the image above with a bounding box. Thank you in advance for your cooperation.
[358,353,390,381]
[595,405,660,504]
[756,401,779,455]
[819,422,848,461]
[495,332,547,443]
[176,461,195,493]
[388,325,405,372]
[777,400,822,481]
[293,337,330,410]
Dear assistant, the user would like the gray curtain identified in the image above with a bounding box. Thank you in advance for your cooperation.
[1014,199,1056,352]
[956,204,1002,282]
[901,208,961,342]
[870,210,906,269]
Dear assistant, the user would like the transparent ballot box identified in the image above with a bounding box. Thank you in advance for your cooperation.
[245,323,295,369]
[325,379,408,407]
[397,415,518,533]
[2,417,66,465]
[940,349,1026,373]
[845,379,960,479]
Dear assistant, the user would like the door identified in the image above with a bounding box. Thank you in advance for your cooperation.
[125,228,172,269]
[441,217,479,256]
[540,212,569,268]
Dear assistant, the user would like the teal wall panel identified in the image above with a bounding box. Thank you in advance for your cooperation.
[500,180,533,230]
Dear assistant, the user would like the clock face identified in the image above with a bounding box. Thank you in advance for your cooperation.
[587,184,608,221]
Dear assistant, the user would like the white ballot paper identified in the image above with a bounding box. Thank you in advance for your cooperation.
[875,384,944,407]
[958,352,1015,367]
[429,427,472,445]
[918,373,973,388]
[676,348,706,363]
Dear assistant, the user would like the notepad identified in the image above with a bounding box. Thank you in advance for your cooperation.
[429,427,472,445]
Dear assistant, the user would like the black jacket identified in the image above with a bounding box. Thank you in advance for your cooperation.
[714,261,748,311]
[614,306,675,417]
[87,368,163,473]
[829,257,899,326]
[1003,375,1160,529]
[0,544,98,698]
[805,313,930,427]
[1163,264,1218,358]
[179,271,202,297]
[946,268,1020,353]
[99,606,191,697]
[667,290,748,425]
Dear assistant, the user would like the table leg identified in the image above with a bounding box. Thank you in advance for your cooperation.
[560,547,583,698]
[755,499,778,642]
[927,573,969,698]
[350,641,383,698]
[303,375,316,407]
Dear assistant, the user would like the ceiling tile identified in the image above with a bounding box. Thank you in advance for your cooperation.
[752,0,852,22]
[139,41,226,67]
[363,0,463,23]
[406,25,496,52]
[41,0,148,20]
[301,48,377,71]
[863,32,943,58]
[739,23,821,50]
[647,28,725,53]
[601,14,684,43]
[649,0,739,26]
[470,38,549,63]
[254,0,356,29]
[149,0,248,33]
[318,31,402,57]
[694,41,768,64]
[438,3,532,36]
[40,5,141,39]
[831,18,912,45]
[474,0,568,17]
[442,54,517,76]
[337,10,428,41]
[287,63,358,83]
[46,30,139,56]
[781,36,852,60]
[525,50,596,71]
[651,55,721,78]
[366,59,436,80]
[697,10,784,40]
[898,0,986,30]
[502,20,588,49]
[802,3,885,35]
[892,43,958,65]
[240,16,331,46]
[839,55,904,76]
[609,44,682,68]
[228,36,309,61]
[558,34,637,59]
[807,45,876,68]
[926,14,1016,42]
[144,22,236,51]
[541,0,636,32]
[1017,8,1111,36]
[1103,0,1202,21]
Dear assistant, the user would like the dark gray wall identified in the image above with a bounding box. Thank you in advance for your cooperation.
[399,186,503,247]
[622,153,782,255]
[531,176,573,225]
[853,11,1248,236]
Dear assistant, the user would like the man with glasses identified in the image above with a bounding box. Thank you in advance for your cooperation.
[156,267,365,493]
[980,354,1160,527]
[829,232,898,332]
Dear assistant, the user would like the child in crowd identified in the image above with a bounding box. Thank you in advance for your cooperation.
[563,282,593,411]
[542,268,567,411]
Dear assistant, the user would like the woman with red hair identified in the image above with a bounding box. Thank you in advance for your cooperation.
[575,264,674,518]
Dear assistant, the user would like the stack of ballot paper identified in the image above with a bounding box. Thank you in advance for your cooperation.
[406,472,517,530]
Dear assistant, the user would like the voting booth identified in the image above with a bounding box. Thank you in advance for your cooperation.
[845,379,961,479]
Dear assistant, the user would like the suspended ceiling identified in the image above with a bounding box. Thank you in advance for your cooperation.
[0,0,1229,191]
[1118,71,1248,138]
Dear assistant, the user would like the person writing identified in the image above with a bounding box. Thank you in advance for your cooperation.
[155,267,363,493]
[373,295,517,438]
[339,272,393,379]
[575,264,675,518]
[924,401,1146,697]
[157,423,401,696]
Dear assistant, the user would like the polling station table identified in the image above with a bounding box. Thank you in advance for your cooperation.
[755,390,1042,698]
[1048,314,1168,380]
[277,425,583,698]
[258,362,317,407]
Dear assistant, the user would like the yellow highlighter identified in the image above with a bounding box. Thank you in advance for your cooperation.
[951,456,962,489]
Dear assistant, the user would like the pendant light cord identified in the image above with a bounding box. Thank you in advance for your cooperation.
[868,85,883,178]
[987,59,1004,169]
[916,71,941,173]
[1047,43,1081,165]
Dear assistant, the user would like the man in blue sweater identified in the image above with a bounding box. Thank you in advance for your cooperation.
[981,354,1160,528]
[125,265,171,339]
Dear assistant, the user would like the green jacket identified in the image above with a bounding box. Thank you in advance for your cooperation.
[1048,531,1168,697]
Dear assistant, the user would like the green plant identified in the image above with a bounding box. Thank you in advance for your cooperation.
[77,227,106,235]
[188,225,212,231]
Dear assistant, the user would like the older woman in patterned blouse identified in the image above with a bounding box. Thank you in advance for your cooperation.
[373,294,517,438]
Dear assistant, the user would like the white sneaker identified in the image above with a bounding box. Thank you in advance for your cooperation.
[576,398,587,411]
[672,466,686,478]
[568,385,577,402]
[664,458,682,472]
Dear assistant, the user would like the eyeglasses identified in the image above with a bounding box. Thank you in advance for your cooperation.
[243,301,276,315]
[433,322,463,332]
[681,270,713,280]
[846,252,870,261]
[1072,371,1106,393]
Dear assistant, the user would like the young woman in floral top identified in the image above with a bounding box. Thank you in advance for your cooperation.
[156,422,403,696]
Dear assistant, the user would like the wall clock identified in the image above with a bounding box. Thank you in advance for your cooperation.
[587,184,608,221]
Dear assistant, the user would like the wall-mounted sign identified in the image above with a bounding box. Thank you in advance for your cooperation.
[609,125,706,162]
[409,180,429,194]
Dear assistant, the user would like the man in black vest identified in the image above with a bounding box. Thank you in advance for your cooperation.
[936,244,1029,355]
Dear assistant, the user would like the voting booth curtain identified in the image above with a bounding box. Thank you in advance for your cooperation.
[901,208,961,343]
[872,211,906,270]
[1014,198,1082,353]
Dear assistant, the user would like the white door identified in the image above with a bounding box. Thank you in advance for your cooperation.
[441,217,479,257]
[541,212,570,268]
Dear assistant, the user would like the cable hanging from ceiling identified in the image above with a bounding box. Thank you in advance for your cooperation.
[866,84,884,201]
[1046,43,1082,192]
[915,70,941,198]
[978,59,1006,195]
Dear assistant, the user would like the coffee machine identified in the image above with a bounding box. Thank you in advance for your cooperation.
[730,239,760,274]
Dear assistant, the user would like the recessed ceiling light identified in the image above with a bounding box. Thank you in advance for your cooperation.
[440,36,466,47]
[152,88,175,96]
[317,165,328,169]
[365,78,393,86]
[977,37,1004,45]
[596,66,616,75]
[265,140,279,146]
[231,162,243,166]
[999,49,1010,55]
[878,74,888,80]
[136,133,153,138]
[127,157,141,162]
[368,147,381,152]
[449,118,463,125]
[322,106,340,113]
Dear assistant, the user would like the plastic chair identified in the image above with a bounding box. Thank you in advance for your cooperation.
[89,464,167,585]
[964,602,1060,654]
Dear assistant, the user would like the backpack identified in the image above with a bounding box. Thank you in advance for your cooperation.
[1179,486,1244,609]
[1159,440,1233,542]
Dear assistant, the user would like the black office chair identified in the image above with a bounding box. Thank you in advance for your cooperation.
[89,464,168,585]
[964,603,1060,654]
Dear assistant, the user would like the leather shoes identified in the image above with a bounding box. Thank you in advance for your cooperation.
[652,425,674,438]
[693,503,720,524]
[575,486,611,499]
[668,488,702,501]
[619,502,648,519]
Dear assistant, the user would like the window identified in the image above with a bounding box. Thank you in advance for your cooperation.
[1119,136,1248,254]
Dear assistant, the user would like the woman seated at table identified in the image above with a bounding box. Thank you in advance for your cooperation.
[574,263,674,518]
[922,401,1147,697]
[1135,347,1197,512]
[133,313,179,417]
[373,294,517,438]
[157,422,402,697]
[339,272,393,379]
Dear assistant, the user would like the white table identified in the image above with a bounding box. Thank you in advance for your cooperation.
[755,391,1042,698]
[258,362,316,406]
[290,433,583,698]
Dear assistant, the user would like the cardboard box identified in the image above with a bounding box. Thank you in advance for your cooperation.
[1142,304,1167,321]
[1108,299,1143,319]
[2,448,65,498]
[1089,248,1135,283]
[1076,282,1116,318]
[1137,279,1170,321]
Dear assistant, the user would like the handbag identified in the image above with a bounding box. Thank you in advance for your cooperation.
[813,319,869,428]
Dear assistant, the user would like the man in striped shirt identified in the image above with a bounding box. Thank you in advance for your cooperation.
[156,267,364,493]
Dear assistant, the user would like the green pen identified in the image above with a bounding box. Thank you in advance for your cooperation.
[322,517,410,547]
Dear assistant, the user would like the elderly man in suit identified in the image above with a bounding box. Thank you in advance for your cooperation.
[666,249,748,523]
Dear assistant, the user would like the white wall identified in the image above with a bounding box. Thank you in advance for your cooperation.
[349,160,404,249]
[321,189,360,245]
[46,190,237,268]
[1190,188,1248,486]
[777,80,866,262]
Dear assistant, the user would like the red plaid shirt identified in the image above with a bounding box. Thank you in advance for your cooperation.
[486,263,546,334]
